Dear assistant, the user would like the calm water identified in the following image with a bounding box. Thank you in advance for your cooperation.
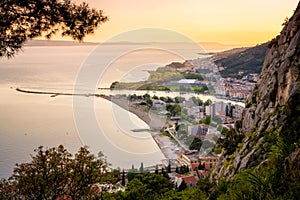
[0,44,205,178]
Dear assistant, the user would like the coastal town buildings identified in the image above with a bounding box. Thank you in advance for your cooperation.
[176,150,219,171]
[177,150,199,169]
[174,174,198,188]
[215,75,258,101]
[204,101,244,120]
[188,124,209,136]
[152,99,166,109]
[199,152,219,170]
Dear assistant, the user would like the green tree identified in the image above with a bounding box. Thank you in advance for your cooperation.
[125,178,147,200]
[146,97,153,107]
[229,106,233,117]
[110,81,119,89]
[167,160,171,173]
[191,96,203,106]
[139,162,144,173]
[159,96,166,102]
[166,96,174,103]
[166,104,181,116]
[68,147,109,199]
[225,105,229,116]
[152,95,159,100]
[1,0,108,58]
[8,145,109,199]
[155,164,159,174]
[178,165,190,174]
[143,93,150,99]
[0,179,17,199]
[216,128,244,156]
[121,170,126,186]
[127,168,139,182]
[175,96,185,103]
[204,99,212,106]
[189,137,203,151]
[202,116,211,125]
[102,168,121,184]
[125,173,173,199]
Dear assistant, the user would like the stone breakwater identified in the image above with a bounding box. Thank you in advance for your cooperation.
[15,88,178,160]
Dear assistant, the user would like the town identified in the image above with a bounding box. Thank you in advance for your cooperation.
[104,55,260,191]
[106,89,246,191]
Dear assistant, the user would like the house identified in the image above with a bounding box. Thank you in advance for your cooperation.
[175,174,198,188]
[210,104,216,117]
[217,115,234,124]
[188,124,209,136]
[186,106,201,119]
[199,152,219,170]
[229,89,250,99]
[177,150,199,169]
[182,175,198,187]
[152,99,166,109]
[195,170,210,178]
[173,79,202,86]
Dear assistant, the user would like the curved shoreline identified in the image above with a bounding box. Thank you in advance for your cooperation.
[16,88,167,131]
[15,87,178,159]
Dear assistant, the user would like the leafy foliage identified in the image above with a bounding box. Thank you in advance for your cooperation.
[189,137,203,151]
[216,129,244,156]
[4,145,109,199]
[166,103,181,116]
[201,116,211,125]
[1,0,108,58]
[190,96,204,106]
[124,173,173,200]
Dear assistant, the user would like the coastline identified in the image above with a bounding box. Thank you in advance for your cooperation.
[101,95,179,160]
[15,88,179,160]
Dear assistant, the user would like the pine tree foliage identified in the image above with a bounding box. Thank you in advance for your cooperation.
[0,0,108,58]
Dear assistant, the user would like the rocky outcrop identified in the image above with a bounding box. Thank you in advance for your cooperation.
[213,2,300,179]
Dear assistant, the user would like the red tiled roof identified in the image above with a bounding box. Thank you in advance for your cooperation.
[191,163,199,170]
[182,175,198,185]
[197,170,209,177]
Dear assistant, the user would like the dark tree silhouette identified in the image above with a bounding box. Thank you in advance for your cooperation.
[0,0,108,58]
[178,181,187,192]
[122,170,126,186]
[8,145,109,199]
[155,164,159,174]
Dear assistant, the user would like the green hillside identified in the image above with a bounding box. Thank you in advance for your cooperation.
[214,43,268,78]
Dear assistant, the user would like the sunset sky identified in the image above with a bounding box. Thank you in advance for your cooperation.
[69,0,298,45]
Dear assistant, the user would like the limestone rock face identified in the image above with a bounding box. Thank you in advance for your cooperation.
[213,3,300,179]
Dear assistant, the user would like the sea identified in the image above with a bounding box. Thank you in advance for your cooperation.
[0,43,211,178]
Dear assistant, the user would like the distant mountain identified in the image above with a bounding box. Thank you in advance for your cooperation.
[213,43,269,78]
[25,40,246,52]
[24,40,99,46]
[198,42,247,52]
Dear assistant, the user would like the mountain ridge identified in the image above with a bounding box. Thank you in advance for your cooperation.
[213,43,268,78]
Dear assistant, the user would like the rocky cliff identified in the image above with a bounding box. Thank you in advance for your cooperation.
[213,3,300,180]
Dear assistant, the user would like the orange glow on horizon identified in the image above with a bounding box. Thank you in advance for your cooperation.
[52,0,298,46]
